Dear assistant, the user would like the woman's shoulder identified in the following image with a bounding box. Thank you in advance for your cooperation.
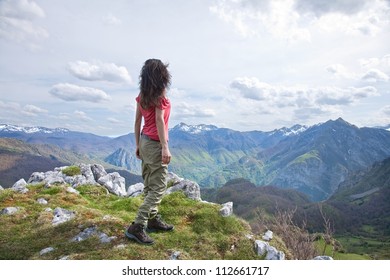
[158,96,170,110]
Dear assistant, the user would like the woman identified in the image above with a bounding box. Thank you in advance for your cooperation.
[125,59,173,245]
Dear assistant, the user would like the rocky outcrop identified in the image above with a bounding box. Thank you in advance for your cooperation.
[11,179,28,193]
[126,172,202,201]
[165,173,202,201]
[219,202,233,217]
[25,164,126,196]
[255,240,285,260]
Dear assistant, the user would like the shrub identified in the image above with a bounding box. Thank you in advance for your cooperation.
[62,166,81,176]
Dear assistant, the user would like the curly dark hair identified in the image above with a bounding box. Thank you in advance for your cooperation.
[139,59,171,109]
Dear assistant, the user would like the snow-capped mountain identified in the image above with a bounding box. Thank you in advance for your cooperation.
[0,124,69,134]
[171,123,219,134]
[269,124,309,137]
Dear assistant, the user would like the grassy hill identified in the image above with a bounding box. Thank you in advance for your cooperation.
[0,183,272,260]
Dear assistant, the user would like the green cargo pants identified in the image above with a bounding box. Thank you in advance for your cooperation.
[134,135,168,226]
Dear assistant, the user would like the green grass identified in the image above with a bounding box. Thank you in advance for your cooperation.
[0,183,262,260]
[61,166,81,176]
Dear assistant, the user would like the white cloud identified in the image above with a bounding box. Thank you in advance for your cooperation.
[0,0,48,44]
[22,104,48,116]
[230,77,275,101]
[49,83,111,103]
[361,69,389,82]
[294,0,369,16]
[74,110,92,122]
[326,64,357,79]
[107,117,124,124]
[68,61,132,84]
[313,0,390,36]
[230,77,380,121]
[210,0,390,40]
[0,100,20,111]
[210,0,311,41]
[173,102,216,119]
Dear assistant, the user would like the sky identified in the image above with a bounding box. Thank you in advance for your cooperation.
[0,0,390,136]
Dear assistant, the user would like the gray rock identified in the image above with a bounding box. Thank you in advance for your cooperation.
[254,240,268,256]
[165,179,201,201]
[91,164,108,182]
[71,175,88,188]
[66,187,80,195]
[265,246,285,260]
[97,172,126,196]
[219,202,233,217]
[127,182,144,197]
[79,164,97,185]
[71,226,116,243]
[313,256,334,260]
[52,207,75,226]
[27,172,45,184]
[255,240,285,260]
[262,230,273,241]
[169,251,181,260]
[37,198,48,205]
[1,207,19,215]
[11,179,29,193]
[43,171,65,187]
[40,247,55,256]
[166,172,183,185]
[0,185,3,191]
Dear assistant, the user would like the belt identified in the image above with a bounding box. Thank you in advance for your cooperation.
[141,133,160,142]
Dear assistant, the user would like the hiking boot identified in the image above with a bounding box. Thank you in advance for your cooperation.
[147,215,174,232]
[125,222,154,245]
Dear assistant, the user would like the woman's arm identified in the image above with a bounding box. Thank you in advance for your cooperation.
[155,107,171,164]
[134,103,142,159]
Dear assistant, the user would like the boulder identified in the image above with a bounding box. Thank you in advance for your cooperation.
[219,202,233,217]
[97,172,127,196]
[166,172,183,185]
[40,247,55,256]
[265,246,285,260]
[262,230,273,241]
[52,207,75,226]
[165,179,201,201]
[37,198,48,205]
[27,172,45,184]
[254,240,268,256]
[1,207,19,215]
[71,175,88,188]
[91,164,108,182]
[255,240,285,260]
[127,182,144,197]
[79,164,97,185]
[11,179,29,193]
[43,171,65,187]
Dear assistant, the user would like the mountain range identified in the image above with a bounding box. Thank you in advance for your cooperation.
[1,118,390,201]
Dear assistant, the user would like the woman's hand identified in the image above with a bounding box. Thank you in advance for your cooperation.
[161,145,171,164]
[135,146,141,159]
